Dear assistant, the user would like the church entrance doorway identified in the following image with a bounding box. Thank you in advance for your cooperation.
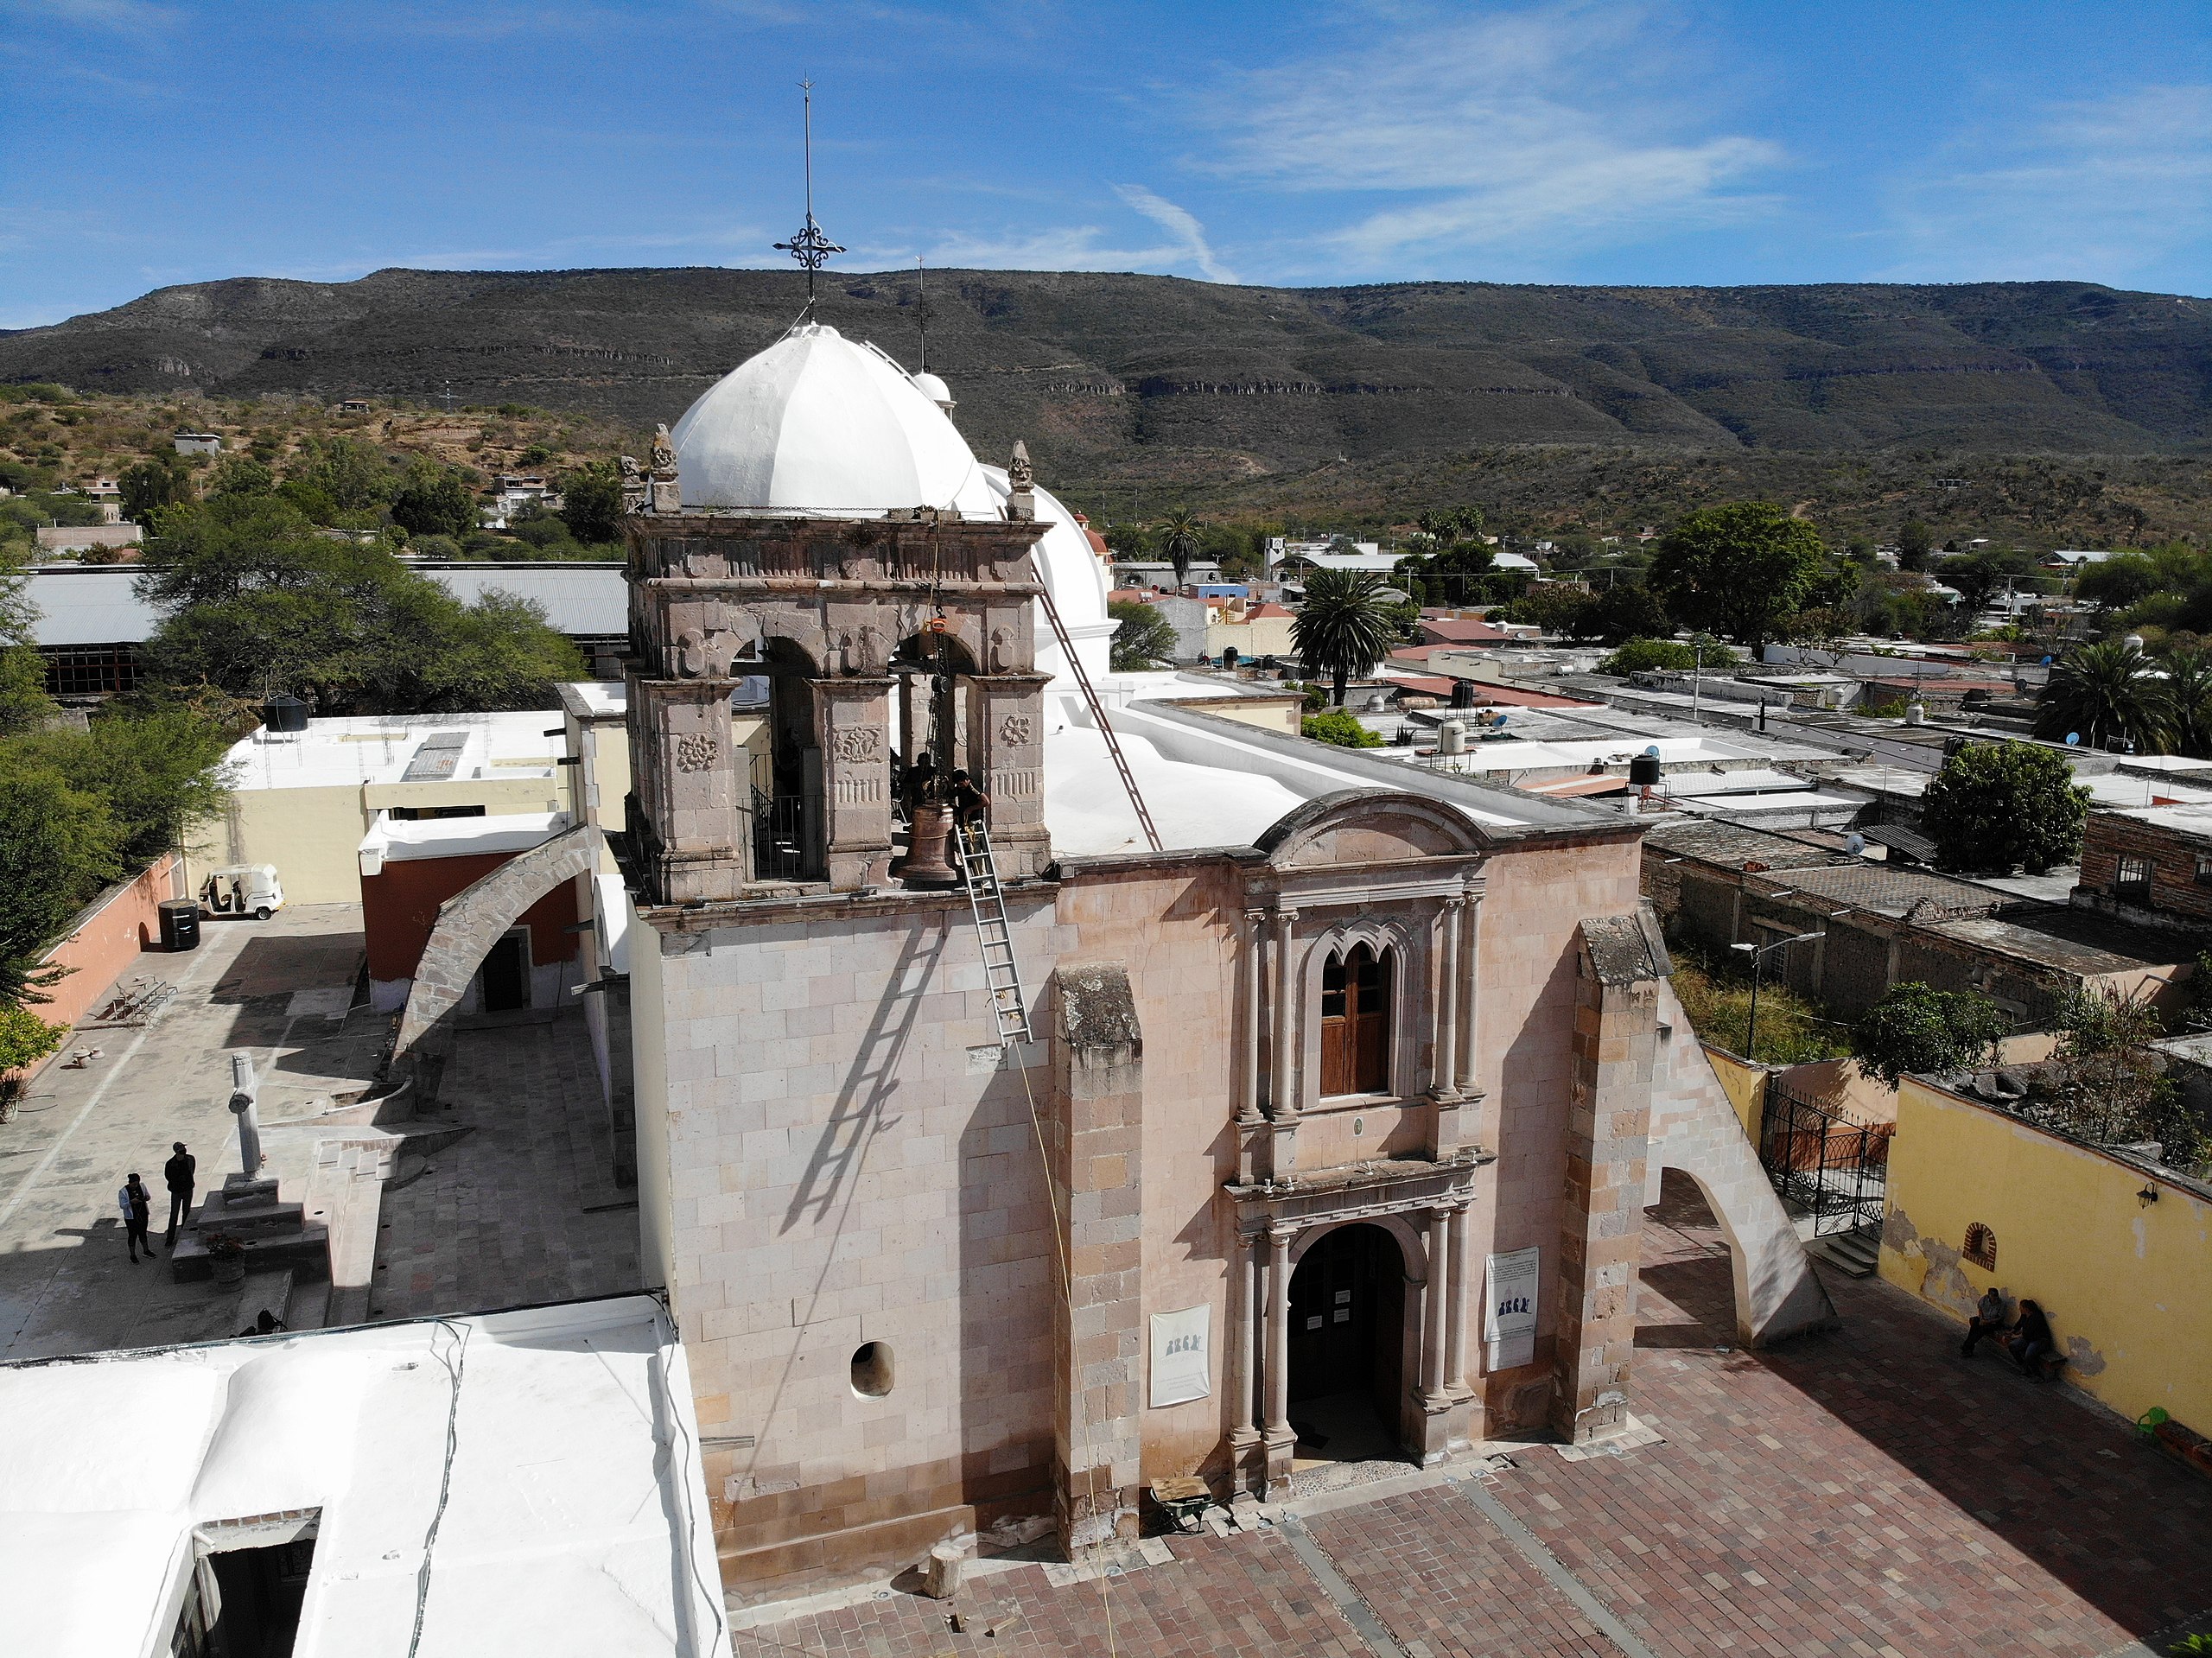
[1286,1223,1409,1464]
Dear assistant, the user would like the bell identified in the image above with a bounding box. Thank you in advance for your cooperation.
[901,803,962,889]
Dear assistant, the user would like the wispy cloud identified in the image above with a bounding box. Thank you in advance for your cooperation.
[1198,1,1782,274]
[1114,184,1237,283]
[2,0,175,30]
[1884,85,2212,286]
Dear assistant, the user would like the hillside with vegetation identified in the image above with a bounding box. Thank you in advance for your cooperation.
[3,267,2209,547]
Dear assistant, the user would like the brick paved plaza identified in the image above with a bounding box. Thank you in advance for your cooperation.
[729,1175,2212,1658]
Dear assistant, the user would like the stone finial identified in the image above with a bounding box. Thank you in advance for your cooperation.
[1007,439,1035,523]
[618,454,646,512]
[648,424,681,511]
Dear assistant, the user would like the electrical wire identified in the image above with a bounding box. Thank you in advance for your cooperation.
[406,1317,470,1658]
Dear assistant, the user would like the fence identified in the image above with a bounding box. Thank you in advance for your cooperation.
[1758,1083,1892,1236]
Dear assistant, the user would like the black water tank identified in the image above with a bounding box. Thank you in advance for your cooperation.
[158,899,200,951]
[262,696,309,733]
[1629,754,1663,787]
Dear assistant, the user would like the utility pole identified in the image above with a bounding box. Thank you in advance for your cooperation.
[1732,931,1821,1063]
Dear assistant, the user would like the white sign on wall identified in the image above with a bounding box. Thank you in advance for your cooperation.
[1147,1305,1211,1408]
[1484,1247,1541,1371]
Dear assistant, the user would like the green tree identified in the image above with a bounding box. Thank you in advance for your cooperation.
[118,454,194,522]
[389,458,479,540]
[1851,982,2011,1085]
[560,461,626,545]
[1597,638,1700,675]
[2074,552,2161,612]
[1300,708,1382,748]
[5,709,234,865]
[207,456,276,499]
[2035,638,2171,753]
[0,545,59,735]
[1922,740,2089,874]
[1897,518,1933,572]
[1108,599,1176,670]
[1158,508,1204,591]
[1291,569,1395,706]
[138,495,582,713]
[292,435,394,511]
[0,766,121,1007]
[2164,646,2212,759]
[1577,582,1670,645]
[1646,503,1827,646]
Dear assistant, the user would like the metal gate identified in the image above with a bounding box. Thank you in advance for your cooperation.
[1758,1084,1891,1236]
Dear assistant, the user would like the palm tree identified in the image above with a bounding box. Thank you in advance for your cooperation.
[1158,508,1204,592]
[1292,569,1395,707]
[2035,638,2171,753]
[2163,646,2212,759]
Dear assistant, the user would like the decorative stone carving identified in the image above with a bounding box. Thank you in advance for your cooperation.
[998,713,1034,746]
[846,623,889,675]
[832,724,885,764]
[1007,440,1035,523]
[619,454,645,511]
[649,424,678,480]
[675,629,708,677]
[674,733,718,772]
[988,626,1014,673]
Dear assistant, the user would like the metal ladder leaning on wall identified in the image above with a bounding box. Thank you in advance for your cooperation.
[953,817,1033,1046]
[1033,577,1164,854]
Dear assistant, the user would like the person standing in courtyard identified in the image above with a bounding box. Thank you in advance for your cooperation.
[118,1173,152,1263]
[162,1140,195,1250]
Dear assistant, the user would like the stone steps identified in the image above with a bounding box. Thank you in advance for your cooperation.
[1810,1227,1880,1278]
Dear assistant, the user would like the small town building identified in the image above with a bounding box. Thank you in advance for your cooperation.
[172,430,223,455]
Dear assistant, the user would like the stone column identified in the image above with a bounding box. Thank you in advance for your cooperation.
[814,677,893,891]
[1239,909,1266,1128]
[1262,1224,1296,1496]
[1228,1232,1263,1485]
[1046,962,1146,1559]
[1431,897,1462,1104]
[965,671,1051,880]
[1455,891,1483,1098]
[632,678,747,902]
[1268,907,1300,1118]
[1445,1200,1472,1397]
[1420,1206,1452,1403]
[1550,914,1664,1445]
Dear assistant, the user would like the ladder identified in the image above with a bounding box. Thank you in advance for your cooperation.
[953,817,1033,1046]
[1032,575,1164,854]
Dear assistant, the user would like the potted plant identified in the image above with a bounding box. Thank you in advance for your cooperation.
[204,1232,247,1286]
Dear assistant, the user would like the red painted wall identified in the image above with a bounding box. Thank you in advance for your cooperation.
[8,854,180,1085]
[362,851,580,982]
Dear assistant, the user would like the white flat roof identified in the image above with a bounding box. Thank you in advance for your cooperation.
[224,711,563,792]
[0,1295,728,1658]
[359,809,569,868]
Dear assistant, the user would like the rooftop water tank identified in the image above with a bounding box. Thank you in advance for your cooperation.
[1438,720,1467,756]
[262,696,309,734]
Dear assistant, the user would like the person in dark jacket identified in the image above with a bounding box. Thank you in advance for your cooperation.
[162,1141,195,1248]
[948,768,991,827]
[2005,1299,2056,1376]
[118,1173,152,1262]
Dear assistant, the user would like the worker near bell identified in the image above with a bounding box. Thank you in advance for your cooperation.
[948,769,991,827]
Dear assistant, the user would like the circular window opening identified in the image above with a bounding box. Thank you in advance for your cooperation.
[850,1341,893,1399]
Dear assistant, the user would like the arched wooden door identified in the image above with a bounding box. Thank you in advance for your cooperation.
[1320,943,1391,1096]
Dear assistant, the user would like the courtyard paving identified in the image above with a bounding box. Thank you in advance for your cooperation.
[0,902,639,1361]
[728,1176,2212,1658]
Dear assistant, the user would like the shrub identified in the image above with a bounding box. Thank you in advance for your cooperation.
[1923,741,2088,873]
[1852,982,2011,1085]
[1597,638,1699,676]
[1300,708,1382,748]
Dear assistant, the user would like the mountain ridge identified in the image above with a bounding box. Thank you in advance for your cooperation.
[3,267,2209,496]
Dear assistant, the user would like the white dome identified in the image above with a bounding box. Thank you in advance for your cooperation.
[978,467,1115,687]
[671,323,997,517]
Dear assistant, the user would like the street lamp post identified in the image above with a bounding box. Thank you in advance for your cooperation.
[1732,931,1823,1063]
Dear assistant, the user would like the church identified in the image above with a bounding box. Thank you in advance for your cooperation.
[602,317,1833,1603]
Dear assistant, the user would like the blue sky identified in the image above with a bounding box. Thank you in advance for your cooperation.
[3,0,2210,328]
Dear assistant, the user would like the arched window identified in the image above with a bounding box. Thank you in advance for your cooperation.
[1321,943,1392,1096]
[1962,1223,1997,1271]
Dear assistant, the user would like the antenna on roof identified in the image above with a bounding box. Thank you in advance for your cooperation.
[773,79,845,318]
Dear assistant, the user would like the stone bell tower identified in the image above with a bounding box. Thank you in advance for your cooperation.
[623,485,1055,901]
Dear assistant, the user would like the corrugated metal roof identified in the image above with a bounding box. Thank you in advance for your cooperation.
[24,569,162,646]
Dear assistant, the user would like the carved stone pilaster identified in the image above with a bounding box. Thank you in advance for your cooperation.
[966,670,1051,880]
[814,677,893,891]
[632,678,746,900]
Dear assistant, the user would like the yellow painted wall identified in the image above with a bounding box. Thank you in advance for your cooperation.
[1702,1045,1767,1143]
[1206,615,1297,660]
[1169,695,1305,737]
[1882,1076,2212,1432]
[191,774,568,905]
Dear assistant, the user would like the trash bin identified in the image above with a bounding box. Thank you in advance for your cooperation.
[158,899,200,951]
